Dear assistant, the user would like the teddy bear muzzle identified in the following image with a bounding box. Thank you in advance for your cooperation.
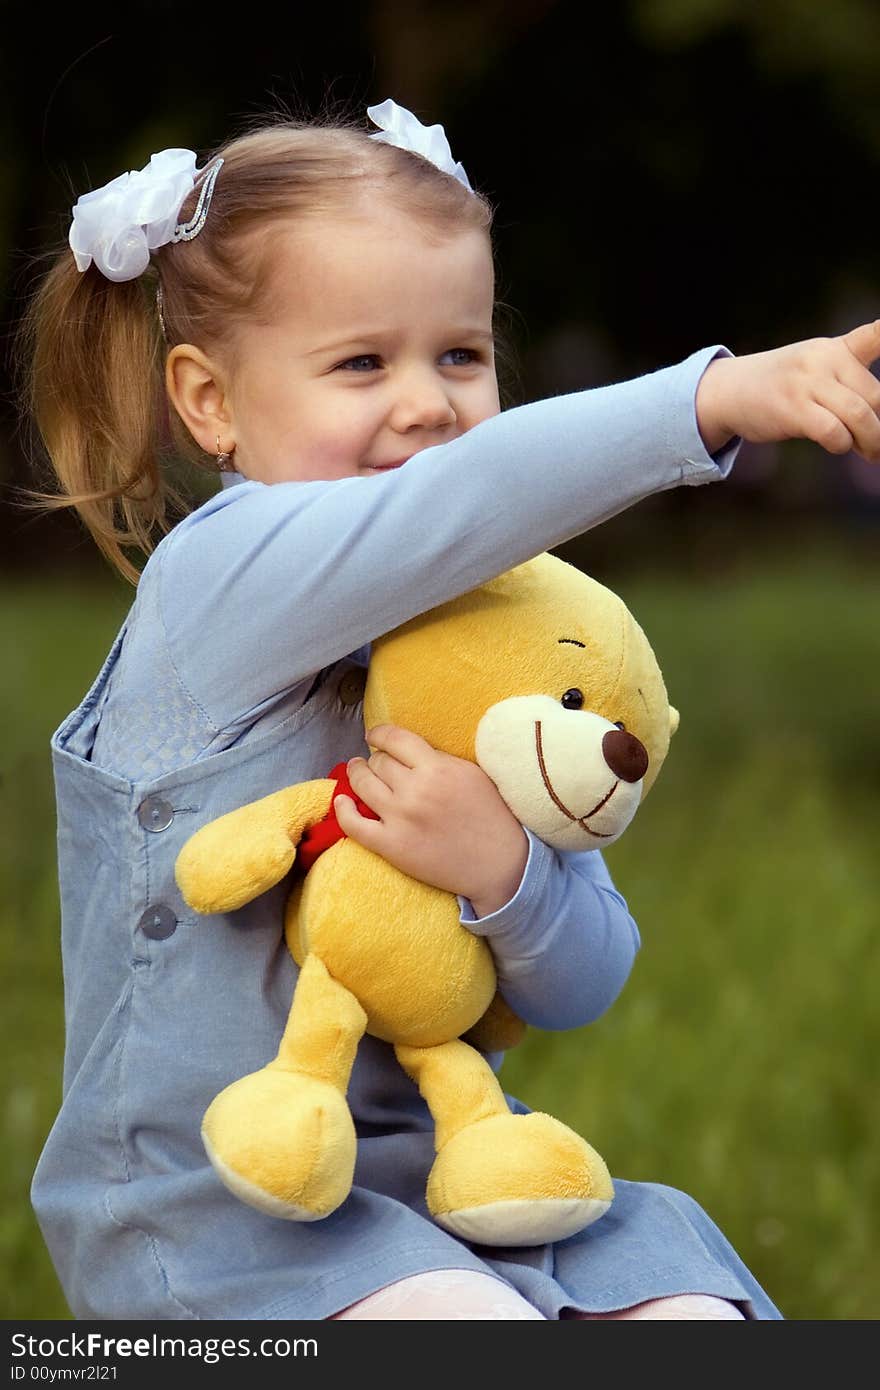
[475,696,646,852]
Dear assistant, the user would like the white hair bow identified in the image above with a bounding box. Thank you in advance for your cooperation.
[69,148,220,283]
[367,99,472,190]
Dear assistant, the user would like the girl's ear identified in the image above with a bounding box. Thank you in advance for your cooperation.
[165,343,234,454]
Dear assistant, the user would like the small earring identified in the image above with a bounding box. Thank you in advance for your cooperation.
[216,434,235,471]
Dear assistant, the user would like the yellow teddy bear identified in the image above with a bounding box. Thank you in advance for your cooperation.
[175,552,678,1247]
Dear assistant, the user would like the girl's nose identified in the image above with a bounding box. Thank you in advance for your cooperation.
[389,371,457,433]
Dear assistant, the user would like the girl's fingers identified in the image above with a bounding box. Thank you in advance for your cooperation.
[333,794,384,849]
[347,749,408,795]
[366,724,437,767]
[345,758,393,810]
[817,381,880,461]
[365,748,408,789]
[840,319,880,368]
[801,401,854,456]
[833,356,880,417]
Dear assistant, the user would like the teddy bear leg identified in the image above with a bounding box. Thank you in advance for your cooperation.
[202,953,366,1221]
[396,1039,613,1247]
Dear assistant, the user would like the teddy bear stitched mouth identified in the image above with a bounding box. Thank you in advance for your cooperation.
[534,721,616,839]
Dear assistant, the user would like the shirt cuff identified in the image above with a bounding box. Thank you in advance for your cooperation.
[674,344,741,482]
[458,829,552,943]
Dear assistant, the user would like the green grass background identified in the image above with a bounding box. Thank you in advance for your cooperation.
[2,542,879,1320]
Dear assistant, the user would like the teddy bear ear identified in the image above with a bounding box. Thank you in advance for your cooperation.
[669,705,680,737]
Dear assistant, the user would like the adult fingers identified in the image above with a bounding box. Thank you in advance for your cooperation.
[365,724,437,767]
[817,381,880,461]
[840,318,880,368]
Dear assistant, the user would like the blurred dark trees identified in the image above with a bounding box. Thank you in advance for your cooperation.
[2,0,880,577]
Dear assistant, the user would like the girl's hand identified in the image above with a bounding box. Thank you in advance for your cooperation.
[696,319,880,459]
[334,724,529,918]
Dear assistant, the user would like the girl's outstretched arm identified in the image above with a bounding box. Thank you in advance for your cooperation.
[159,325,880,734]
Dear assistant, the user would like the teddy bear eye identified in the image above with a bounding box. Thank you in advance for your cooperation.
[614,720,626,731]
[561,688,584,710]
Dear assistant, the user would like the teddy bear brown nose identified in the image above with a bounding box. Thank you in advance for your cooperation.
[602,729,649,783]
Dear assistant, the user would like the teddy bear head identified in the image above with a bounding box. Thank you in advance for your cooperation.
[365,553,678,852]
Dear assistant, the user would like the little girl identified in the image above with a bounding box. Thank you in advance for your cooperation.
[20,99,880,1322]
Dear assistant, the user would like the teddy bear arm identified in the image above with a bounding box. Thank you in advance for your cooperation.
[462,991,528,1053]
[175,779,335,914]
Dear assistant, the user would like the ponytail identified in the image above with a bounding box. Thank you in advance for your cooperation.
[14,248,188,585]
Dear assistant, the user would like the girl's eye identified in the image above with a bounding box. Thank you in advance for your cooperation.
[338,355,382,372]
[561,688,584,710]
[441,348,478,367]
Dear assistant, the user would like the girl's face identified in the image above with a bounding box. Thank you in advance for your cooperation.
[218,204,500,484]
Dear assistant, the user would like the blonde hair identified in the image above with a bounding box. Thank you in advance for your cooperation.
[14,110,500,584]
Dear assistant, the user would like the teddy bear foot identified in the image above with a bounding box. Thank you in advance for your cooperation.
[201,1067,357,1221]
[426,1111,613,1246]
[434,1195,611,1246]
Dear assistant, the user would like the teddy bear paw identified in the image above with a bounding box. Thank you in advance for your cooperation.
[201,1068,357,1220]
[426,1111,613,1246]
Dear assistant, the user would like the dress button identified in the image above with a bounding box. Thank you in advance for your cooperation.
[136,795,175,832]
[137,905,178,940]
[338,669,367,706]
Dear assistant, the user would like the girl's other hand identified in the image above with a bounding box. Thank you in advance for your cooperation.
[334,725,529,918]
[696,319,880,459]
